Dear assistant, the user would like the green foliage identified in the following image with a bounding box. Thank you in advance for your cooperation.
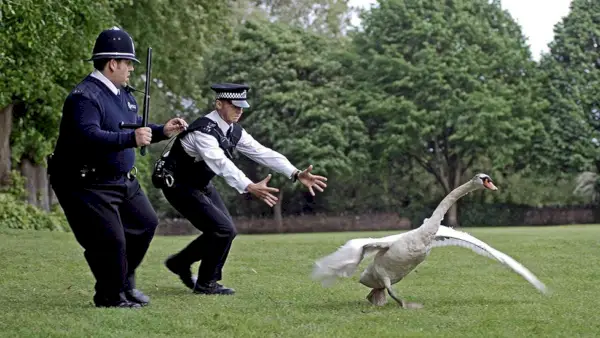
[201,19,370,214]
[1,169,27,199]
[244,0,354,37]
[458,202,529,227]
[533,58,593,174]
[3,0,599,226]
[115,0,234,106]
[134,150,152,194]
[497,171,589,206]
[0,170,69,232]
[110,1,237,213]
[534,0,600,175]
[1,0,128,165]
[0,193,69,232]
[574,171,600,204]
[351,0,544,192]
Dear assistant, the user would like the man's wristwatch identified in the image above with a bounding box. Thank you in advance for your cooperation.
[291,170,300,182]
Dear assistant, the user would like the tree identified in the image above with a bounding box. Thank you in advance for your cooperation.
[349,0,545,226]
[0,0,127,207]
[200,19,369,229]
[239,0,354,37]
[536,0,600,203]
[114,0,234,106]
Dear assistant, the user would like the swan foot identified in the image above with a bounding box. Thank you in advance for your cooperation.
[386,287,423,309]
[366,288,387,306]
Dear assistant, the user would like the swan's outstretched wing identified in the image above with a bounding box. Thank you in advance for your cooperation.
[311,233,405,287]
[432,225,549,295]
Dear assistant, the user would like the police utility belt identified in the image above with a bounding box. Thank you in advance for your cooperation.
[78,165,139,181]
[48,153,138,181]
[152,152,175,188]
[151,117,241,190]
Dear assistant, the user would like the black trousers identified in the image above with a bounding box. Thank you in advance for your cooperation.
[162,183,237,284]
[50,174,159,299]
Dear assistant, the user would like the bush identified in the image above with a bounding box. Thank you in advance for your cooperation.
[0,193,70,232]
[458,202,528,227]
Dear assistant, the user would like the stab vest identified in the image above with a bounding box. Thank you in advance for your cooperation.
[166,116,243,189]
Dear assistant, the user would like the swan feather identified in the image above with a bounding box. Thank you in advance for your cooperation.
[432,225,549,294]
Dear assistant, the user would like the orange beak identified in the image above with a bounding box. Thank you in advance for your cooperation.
[484,180,498,191]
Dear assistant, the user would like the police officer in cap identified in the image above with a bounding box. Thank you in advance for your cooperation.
[48,27,187,308]
[161,83,328,295]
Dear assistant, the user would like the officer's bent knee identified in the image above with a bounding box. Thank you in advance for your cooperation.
[149,215,159,230]
[216,222,237,238]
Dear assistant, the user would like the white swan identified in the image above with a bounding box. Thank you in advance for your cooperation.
[311,173,548,308]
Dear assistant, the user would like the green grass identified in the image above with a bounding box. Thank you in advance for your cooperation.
[1,225,600,337]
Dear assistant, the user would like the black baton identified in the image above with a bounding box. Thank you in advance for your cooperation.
[120,47,152,156]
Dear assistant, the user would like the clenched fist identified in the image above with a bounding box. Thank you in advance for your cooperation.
[135,127,152,147]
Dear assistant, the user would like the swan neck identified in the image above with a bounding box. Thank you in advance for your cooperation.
[421,182,476,234]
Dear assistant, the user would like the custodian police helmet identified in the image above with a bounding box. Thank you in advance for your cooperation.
[88,26,140,63]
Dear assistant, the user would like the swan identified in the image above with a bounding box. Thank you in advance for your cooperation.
[311,173,548,308]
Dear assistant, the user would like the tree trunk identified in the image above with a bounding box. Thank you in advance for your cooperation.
[273,189,284,233]
[445,157,462,228]
[447,203,459,228]
[0,103,13,187]
[37,164,50,211]
[49,180,57,208]
[19,158,38,207]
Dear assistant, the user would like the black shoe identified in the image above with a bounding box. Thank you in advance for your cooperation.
[193,281,235,295]
[125,289,150,306]
[94,292,141,309]
[165,255,196,290]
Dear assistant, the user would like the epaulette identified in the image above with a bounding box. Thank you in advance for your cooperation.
[201,121,217,133]
[179,116,221,139]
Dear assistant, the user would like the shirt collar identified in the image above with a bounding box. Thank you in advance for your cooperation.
[207,110,232,135]
[90,69,120,96]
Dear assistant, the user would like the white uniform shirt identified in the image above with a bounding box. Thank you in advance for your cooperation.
[180,110,299,194]
[90,70,120,95]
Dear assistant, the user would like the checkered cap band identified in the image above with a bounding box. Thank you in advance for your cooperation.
[216,90,247,100]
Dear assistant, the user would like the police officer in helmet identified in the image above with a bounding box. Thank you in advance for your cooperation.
[161,83,328,295]
[49,27,187,308]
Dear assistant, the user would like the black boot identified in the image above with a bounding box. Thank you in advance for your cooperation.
[193,281,235,295]
[94,292,141,308]
[165,255,196,290]
[125,289,150,306]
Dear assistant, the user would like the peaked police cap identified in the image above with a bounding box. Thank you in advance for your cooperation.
[210,83,250,108]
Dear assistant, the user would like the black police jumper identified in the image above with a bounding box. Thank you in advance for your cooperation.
[49,74,168,304]
[162,116,242,286]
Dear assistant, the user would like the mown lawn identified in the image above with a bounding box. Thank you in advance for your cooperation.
[1,225,599,337]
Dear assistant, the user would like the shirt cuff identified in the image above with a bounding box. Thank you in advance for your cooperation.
[287,167,300,180]
[235,176,254,194]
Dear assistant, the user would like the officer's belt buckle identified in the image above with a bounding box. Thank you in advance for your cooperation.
[127,166,138,180]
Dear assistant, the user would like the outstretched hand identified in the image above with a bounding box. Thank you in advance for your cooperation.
[296,165,328,196]
[246,174,280,207]
[163,117,188,137]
